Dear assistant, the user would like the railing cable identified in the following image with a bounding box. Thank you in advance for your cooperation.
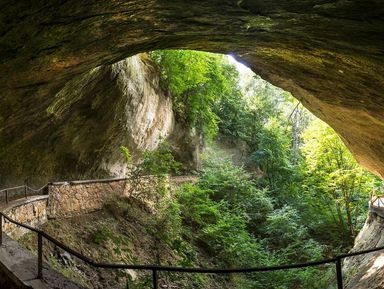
[1,187,383,288]
[1,211,384,288]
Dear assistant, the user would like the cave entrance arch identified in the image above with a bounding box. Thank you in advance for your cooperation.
[0,0,383,179]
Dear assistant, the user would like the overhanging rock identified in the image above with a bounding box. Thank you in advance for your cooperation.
[0,0,383,178]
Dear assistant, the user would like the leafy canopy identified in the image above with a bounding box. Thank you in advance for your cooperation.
[151,50,241,137]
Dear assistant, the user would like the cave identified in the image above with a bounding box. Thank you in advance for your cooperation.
[1,0,383,185]
[1,2,384,288]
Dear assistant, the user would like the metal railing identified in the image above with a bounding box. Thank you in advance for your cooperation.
[0,184,48,204]
[370,192,384,208]
[0,185,383,288]
[1,212,384,288]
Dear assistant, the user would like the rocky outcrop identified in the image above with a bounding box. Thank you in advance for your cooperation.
[0,54,175,186]
[0,1,383,179]
[343,212,384,289]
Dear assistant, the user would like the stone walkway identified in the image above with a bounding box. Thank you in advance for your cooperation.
[0,197,83,289]
[0,176,199,288]
[0,233,83,289]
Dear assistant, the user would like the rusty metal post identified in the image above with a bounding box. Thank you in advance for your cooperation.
[5,190,8,204]
[336,257,343,289]
[153,269,158,289]
[0,214,3,246]
[370,192,373,207]
[24,186,27,199]
[37,232,43,278]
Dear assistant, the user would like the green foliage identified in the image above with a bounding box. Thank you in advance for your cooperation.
[176,183,268,268]
[201,212,266,267]
[139,141,182,177]
[176,184,220,228]
[150,50,240,137]
[120,142,186,265]
[198,157,273,232]
[92,223,113,245]
[211,70,303,204]
[120,145,132,165]
[120,140,181,200]
[113,50,380,289]
[265,206,308,249]
[121,141,181,178]
[299,119,377,247]
[174,157,334,289]
[249,120,292,190]
[264,206,324,263]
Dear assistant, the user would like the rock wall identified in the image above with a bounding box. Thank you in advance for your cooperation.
[0,176,196,241]
[47,179,129,218]
[2,196,49,239]
[1,177,164,237]
[0,54,176,187]
[47,177,162,218]
[343,212,384,289]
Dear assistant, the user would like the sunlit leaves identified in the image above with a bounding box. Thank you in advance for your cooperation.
[150,50,240,137]
[300,119,377,244]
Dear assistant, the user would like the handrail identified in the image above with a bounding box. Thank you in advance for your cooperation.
[0,184,48,193]
[370,192,384,208]
[1,212,384,288]
[0,184,382,288]
[0,185,26,193]
[27,184,49,193]
[0,184,48,205]
[1,212,338,271]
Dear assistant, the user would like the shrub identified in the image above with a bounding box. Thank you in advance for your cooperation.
[92,223,113,245]
[120,140,181,200]
[198,158,273,230]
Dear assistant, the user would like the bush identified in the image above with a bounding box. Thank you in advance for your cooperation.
[92,223,113,245]
[176,184,268,272]
[198,158,273,231]
[120,140,181,200]
[176,184,220,229]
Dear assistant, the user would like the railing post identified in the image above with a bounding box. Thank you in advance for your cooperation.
[37,232,43,279]
[152,269,158,289]
[370,192,372,204]
[0,214,3,246]
[24,186,27,199]
[5,189,8,204]
[336,257,343,289]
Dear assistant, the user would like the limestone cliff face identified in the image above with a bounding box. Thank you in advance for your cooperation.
[343,212,384,289]
[0,54,176,186]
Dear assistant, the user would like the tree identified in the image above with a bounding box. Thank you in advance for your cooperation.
[300,119,376,246]
[150,50,241,138]
[120,141,181,200]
